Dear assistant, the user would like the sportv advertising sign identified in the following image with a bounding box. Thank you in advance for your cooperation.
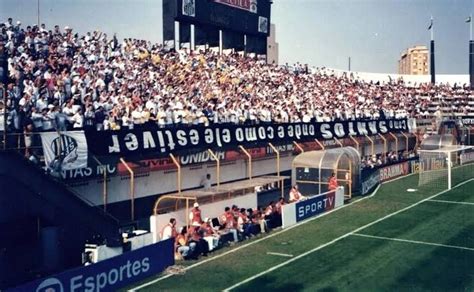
[296,190,337,222]
[85,118,409,158]
[10,239,174,292]
[281,188,345,228]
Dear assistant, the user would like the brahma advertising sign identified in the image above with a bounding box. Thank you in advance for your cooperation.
[379,162,409,182]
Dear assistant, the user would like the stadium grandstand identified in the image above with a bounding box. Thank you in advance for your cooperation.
[1,22,474,133]
[1,1,474,291]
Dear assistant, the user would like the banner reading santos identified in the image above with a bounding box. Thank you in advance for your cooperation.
[459,116,474,126]
[85,118,408,158]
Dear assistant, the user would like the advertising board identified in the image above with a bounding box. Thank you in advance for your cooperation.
[11,239,174,292]
[281,188,344,228]
[379,162,409,182]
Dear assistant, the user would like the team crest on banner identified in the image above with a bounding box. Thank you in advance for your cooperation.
[258,16,268,33]
[182,0,196,17]
[41,131,88,171]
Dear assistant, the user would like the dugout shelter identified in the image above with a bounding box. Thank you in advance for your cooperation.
[420,134,457,150]
[292,147,360,199]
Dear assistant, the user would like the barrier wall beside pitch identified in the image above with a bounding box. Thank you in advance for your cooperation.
[10,239,174,292]
[281,187,345,228]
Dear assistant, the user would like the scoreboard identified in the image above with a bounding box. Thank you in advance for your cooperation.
[163,0,272,53]
[177,0,271,36]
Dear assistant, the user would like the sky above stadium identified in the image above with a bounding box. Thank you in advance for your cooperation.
[1,0,472,74]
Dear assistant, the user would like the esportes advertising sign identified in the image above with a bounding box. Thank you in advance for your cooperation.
[11,239,174,292]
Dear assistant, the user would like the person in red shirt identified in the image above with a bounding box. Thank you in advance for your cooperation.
[328,173,339,191]
[189,202,203,225]
[201,218,220,251]
[221,207,238,242]
[188,222,209,258]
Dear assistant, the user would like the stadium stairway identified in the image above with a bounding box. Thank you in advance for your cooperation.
[0,151,122,289]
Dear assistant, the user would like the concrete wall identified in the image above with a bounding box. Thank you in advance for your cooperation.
[70,153,293,206]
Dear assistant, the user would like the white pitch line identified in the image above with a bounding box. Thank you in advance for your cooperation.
[428,199,474,206]
[266,252,294,258]
[352,233,474,252]
[222,178,474,291]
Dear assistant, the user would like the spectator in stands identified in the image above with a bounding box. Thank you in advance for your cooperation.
[23,123,33,157]
[264,201,276,229]
[188,222,209,258]
[246,208,261,235]
[189,202,203,226]
[83,251,93,266]
[364,156,375,169]
[255,207,268,233]
[3,18,472,134]
[289,185,305,203]
[221,207,238,242]
[160,218,177,241]
[201,218,220,251]
[200,173,211,190]
[274,197,285,227]
[175,227,192,260]
[328,173,339,191]
[376,155,383,166]
[236,208,253,239]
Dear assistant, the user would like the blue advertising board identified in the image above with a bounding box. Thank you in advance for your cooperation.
[10,239,174,292]
[295,191,336,222]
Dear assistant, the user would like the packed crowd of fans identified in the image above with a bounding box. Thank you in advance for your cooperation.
[360,149,418,170]
[161,199,285,260]
[2,18,473,133]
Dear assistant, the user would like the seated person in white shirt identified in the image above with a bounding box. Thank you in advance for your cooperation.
[200,173,212,190]
[160,218,177,240]
[289,184,305,203]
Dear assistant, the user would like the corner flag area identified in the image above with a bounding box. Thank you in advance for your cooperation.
[127,174,474,291]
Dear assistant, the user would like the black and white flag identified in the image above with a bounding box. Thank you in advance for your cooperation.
[41,131,88,171]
